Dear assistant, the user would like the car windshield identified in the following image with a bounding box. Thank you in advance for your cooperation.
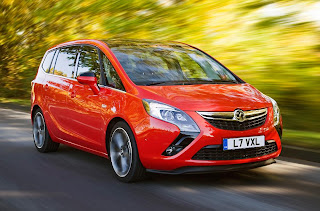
[109,43,241,86]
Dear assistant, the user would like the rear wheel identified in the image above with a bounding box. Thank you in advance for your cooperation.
[32,109,59,152]
[109,121,147,182]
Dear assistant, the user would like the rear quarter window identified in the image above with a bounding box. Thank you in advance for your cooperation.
[41,50,56,73]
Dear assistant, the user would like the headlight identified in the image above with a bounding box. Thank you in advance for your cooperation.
[142,99,200,132]
[269,97,280,126]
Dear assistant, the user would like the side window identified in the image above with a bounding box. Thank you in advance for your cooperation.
[54,46,78,78]
[102,54,125,91]
[42,50,56,73]
[77,46,101,84]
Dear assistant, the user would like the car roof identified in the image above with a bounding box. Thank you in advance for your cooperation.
[48,39,190,52]
[102,39,189,48]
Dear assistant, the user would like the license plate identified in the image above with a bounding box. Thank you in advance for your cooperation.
[223,135,265,150]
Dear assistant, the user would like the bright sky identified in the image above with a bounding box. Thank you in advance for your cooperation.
[260,1,320,27]
[301,2,320,26]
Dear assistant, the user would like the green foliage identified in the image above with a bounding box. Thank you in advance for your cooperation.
[283,129,320,149]
[0,0,319,133]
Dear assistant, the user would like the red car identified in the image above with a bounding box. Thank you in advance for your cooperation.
[31,39,282,182]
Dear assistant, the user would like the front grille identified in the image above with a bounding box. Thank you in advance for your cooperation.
[208,115,267,131]
[192,141,277,160]
[197,108,267,131]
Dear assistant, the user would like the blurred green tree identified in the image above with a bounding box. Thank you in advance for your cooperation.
[0,0,319,132]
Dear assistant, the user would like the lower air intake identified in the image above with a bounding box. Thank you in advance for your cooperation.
[192,141,277,160]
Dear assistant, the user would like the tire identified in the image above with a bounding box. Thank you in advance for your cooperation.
[109,121,147,182]
[32,108,59,153]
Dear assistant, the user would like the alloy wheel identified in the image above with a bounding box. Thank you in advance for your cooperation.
[33,112,46,148]
[110,128,133,177]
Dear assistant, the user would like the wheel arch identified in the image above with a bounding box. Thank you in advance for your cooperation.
[31,104,41,123]
[105,117,129,155]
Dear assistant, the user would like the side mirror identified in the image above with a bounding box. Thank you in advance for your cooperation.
[77,72,100,95]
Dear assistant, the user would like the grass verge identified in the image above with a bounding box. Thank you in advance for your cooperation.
[0,97,30,112]
[282,129,320,150]
[0,97,30,106]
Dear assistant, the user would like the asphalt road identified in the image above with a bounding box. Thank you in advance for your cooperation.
[0,108,319,211]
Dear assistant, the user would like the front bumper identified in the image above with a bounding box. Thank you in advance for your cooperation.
[147,158,276,174]
[134,107,282,171]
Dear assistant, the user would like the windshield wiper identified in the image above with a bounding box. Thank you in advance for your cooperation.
[144,81,172,86]
[189,79,238,84]
[144,80,193,86]
[143,79,238,86]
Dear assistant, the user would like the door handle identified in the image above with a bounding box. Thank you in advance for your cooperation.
[44,84,49,91]
[70,91,76,98]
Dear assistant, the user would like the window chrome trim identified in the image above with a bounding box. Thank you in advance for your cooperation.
[42,70,78,81]
[98,85,126,93]
[197,108,268,122]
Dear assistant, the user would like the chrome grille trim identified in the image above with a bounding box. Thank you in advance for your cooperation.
[197,108,267,122]
[197,108,268,131]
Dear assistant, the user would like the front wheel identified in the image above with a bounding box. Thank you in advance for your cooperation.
[109,121,147,182]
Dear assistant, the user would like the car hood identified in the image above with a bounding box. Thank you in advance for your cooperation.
[137,83,271,111]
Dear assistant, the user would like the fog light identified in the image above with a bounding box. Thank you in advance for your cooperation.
[165,146,175,156]
[162,132,200,156]
[164,145,183,156]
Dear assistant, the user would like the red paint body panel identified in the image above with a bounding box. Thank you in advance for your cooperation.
[136,83,271,111]
[31,39,282,172]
